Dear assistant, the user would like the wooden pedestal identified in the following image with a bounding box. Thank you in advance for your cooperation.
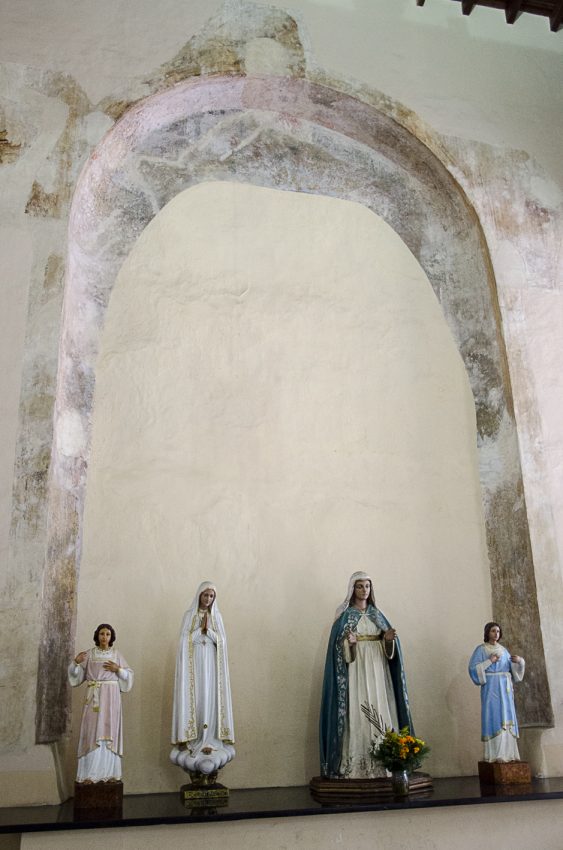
[180,782,229,807]
[73,780,123,818]
[309,772,433,803]
[478,760,532,785]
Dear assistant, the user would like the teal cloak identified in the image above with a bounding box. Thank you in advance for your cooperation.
[319,604,413,778]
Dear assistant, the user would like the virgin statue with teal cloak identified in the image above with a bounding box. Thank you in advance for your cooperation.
[319,571,413,779]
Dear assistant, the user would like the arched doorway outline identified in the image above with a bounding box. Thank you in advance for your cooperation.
[36,73,552,742]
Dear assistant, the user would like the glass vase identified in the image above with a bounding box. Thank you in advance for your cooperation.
[391,769,410,796]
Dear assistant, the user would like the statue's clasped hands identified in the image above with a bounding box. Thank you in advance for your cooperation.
[347,627,396,644]
[489,653,521,664]
[73,650,119,673]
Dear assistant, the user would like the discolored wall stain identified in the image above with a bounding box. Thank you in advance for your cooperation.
[20,72,91,219]
[460,336,504,440]
[485,480,553,727]
[157,5,305,84]
[525,197,552,227]
[12,443,51,536]
[0,128,23,164]
[99,1,305,119]
[25,180,61,218]
[36,527,81,741]
[14,363,57,530]
[42,254,65,303]
[102,99,136,121]
[5,67,91,549]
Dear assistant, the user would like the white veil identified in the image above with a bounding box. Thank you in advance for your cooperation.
[171,580,235,748]
[333,570,376,621]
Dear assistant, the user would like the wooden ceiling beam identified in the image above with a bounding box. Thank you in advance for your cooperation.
[416,1,562,31]
[550,0,563,30]
[505,0,524,24]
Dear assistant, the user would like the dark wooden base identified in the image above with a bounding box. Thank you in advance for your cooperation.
[478,760,532,786]
[181,782,229,807]
[73,780,123,818]
[309,772,433,803]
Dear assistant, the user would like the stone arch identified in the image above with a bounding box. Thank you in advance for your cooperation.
[36,74,551,742]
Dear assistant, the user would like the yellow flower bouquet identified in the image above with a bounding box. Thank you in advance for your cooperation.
[370,727,430,773]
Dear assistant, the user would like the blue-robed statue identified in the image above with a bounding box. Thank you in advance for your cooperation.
[468,621,525,762]
[319,571,413,779]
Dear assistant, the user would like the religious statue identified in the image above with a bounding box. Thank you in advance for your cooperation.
[170,581,235,787]
[468,621,525,763]
[319,571,413,779]
[68,623,134,785]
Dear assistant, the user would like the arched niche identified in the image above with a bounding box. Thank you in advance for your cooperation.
[72,182,490,785]
[36,74,552,743]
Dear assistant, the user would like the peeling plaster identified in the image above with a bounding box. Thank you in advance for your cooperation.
[0,128,22,164]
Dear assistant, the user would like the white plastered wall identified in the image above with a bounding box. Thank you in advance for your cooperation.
[67,181,490,792]
[19,799,563,850]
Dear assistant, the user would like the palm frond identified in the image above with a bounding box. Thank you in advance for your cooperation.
[360,701,385,736]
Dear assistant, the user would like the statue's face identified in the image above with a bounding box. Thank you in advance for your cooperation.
[353,579,371,602]
[98,627,112,649]
[199,588,216,609]
[488,625,501,644]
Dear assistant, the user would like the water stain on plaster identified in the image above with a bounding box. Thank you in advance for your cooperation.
[21,364,56,445]
[448,138,561,291]
[0,128,23,164]
[158,6,305,84]
[42,254,65,303]
[25,180,62,218]
[525,197,552,227]
[485,480,553,728]
[460,336,503,439]
[24,390,56,423]
[100,2,305,119]
[37,509,83,742]
[14,444,52,534]
[8,67,92,647]
[24,72,91,219]
[164,39,244,82]
[103,99,136,122]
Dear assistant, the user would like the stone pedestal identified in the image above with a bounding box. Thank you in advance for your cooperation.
[478,760,532,785]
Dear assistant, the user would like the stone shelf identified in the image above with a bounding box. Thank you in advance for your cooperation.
[1,776,563,835]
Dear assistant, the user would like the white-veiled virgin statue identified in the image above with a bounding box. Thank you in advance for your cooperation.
[319,571,413,779]
[170,581,235,778]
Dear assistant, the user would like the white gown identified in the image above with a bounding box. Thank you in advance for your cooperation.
[341,613,398,778]
[170,582,235,776]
